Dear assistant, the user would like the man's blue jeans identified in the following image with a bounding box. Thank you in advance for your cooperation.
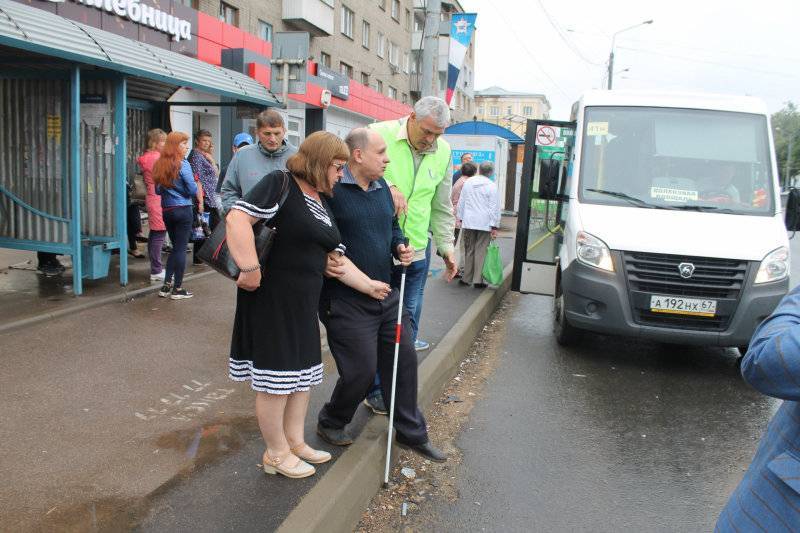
[367,241,432,401]
[390,239,432,342]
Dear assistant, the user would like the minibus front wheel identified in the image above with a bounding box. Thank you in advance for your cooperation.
[554,284,579,346]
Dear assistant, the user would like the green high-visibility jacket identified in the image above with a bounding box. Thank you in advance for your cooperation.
[369,118,454,256]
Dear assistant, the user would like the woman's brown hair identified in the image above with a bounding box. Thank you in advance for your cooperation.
[146,128,166,151]
[286,131,349,196]
[152,131,189,188]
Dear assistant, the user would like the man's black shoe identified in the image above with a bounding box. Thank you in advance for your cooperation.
[316,423,353,446]
[398,440,447,463]
[473,283,488,289]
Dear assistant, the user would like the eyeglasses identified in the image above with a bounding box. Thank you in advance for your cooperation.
[331,163,346,171]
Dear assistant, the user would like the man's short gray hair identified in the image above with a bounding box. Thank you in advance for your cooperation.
[345,128,371,154]
[413,96,451,128]
[479,162,494,177]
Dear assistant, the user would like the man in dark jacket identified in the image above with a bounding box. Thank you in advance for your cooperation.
[316,128,447,463]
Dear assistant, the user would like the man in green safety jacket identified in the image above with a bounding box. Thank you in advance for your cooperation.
[362,96,457,414]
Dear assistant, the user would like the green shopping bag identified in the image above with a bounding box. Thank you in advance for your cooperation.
[481,241,504,285]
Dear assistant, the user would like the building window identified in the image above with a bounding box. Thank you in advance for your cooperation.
[376,79,383,93]
[258,20,273,42]
[378,0,386,10]
[361,20,370,49]
[320,52,331,68]
[523,105,533,117]
[377,32,385,58]
[411,50,421,73]
[391,0,399,20]
[340,62,354,79]
[490,106,500,117]
[403,51,410,74]
[405,8,411,30]
[401,92,408,104]
[361,72,370,85]
[507,105,513,115]
[477,106,484,116]
[219,2,238,26]
[341,6,354,39]
[413,13,424,32]
[178,0,198,8]
[389,86,397,100]
[388,41,399,67]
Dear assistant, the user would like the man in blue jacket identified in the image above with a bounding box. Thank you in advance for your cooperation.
[716,286,800,530]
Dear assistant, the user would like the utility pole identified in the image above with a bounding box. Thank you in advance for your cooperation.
[420,0,441,98]
[607,19,652,90]
[787,134,795,188]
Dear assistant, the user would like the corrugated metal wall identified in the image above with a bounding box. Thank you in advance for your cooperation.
[127,108,152,181]
[0,78,69,243]
[80,78,115,238]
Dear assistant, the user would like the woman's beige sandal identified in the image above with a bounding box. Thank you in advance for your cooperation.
[290,443,332,464]
[262,452,315,478]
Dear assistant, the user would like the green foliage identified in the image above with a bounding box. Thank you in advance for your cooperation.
[772,102,800,186]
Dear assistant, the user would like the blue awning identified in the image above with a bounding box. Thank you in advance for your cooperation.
[445,121,525,145]
[0,0,280,106]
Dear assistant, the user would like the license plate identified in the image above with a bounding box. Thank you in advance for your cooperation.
[650,295,717,317]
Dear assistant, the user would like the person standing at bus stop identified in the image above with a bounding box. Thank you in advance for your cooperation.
[457,161,500,288]
[365,96,457,413]
[220,110,297,212]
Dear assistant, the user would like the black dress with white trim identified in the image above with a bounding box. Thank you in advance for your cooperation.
[228,171,343,394]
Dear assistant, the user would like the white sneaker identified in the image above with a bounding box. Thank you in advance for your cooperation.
[150,271,166,282]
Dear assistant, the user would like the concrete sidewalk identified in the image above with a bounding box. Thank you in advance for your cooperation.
[0,219,516,532]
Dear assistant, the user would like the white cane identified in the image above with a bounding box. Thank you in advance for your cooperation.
[383,241,409,488]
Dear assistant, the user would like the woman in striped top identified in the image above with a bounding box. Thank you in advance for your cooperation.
[225,131,349,479]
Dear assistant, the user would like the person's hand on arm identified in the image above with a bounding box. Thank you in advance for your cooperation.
[389,185,408,216]
[491,227,498,240]
[225,209,261,291]
[324,252,346,278]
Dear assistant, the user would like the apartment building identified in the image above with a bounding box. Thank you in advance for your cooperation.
[475,86,551,137]
[410,0,476,124]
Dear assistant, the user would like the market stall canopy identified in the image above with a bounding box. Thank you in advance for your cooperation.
[0,0,280,106]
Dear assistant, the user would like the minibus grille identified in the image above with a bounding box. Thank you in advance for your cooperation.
[622,251,749,331]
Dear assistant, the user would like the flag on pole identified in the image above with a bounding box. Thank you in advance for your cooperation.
[445,13,477,105]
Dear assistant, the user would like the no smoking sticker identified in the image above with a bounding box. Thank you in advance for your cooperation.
[535,125,558,146]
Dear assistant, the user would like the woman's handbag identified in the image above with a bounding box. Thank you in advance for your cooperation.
[196,172,290,280]
[481,241,504,286]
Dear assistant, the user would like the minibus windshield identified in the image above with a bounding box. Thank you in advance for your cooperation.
[578,106,775,215]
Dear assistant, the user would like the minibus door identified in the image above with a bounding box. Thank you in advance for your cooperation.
[511,120,576,295]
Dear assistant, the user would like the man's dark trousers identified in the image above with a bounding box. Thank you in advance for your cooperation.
[318,290,428,445]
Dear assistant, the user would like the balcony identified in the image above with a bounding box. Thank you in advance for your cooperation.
[282,0,334,36]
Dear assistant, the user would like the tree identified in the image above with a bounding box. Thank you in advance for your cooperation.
[772,102,800,187]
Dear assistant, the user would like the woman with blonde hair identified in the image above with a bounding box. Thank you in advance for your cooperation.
[153,131,199,300]
[137,128,167,282]
[226,131,349,479]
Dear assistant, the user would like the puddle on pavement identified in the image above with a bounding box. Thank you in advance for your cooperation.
[25,417,258,532]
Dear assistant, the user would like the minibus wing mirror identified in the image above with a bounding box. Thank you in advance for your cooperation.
[538,158,561,200]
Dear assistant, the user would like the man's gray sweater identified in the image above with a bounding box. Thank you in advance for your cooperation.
[220,141,297,212]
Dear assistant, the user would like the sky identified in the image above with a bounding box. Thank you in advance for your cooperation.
[459,0,800,120]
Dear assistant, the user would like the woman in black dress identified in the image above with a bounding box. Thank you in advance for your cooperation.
[225,131,349,479]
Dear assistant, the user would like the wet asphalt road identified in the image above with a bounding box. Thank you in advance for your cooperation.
[431,292,778,532]
[426,233,800,532]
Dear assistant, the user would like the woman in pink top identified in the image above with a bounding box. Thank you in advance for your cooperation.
[137,128,168,282]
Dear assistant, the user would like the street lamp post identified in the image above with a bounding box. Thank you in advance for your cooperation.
[607,19,652,90]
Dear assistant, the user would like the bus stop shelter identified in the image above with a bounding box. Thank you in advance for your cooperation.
[0,0,279,294]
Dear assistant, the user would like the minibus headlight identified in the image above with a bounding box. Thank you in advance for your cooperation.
[755,246,789,284]
[576,231,615,272]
